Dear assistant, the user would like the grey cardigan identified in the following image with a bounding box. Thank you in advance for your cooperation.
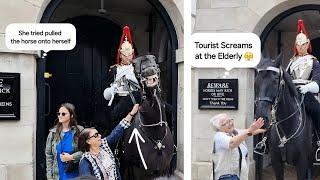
[45,125,84,180]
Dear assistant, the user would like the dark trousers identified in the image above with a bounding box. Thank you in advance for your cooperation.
[304,92,320,132]
[109,91,141,128]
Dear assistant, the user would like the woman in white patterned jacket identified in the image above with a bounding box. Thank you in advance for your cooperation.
[78,104,139,180]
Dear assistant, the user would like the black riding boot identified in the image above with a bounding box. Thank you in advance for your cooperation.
[304,93,320,162]
[304,93,320,135]
[104,91,142,137]
[109,91,142,126]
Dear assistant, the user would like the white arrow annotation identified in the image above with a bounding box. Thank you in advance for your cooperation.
[128,128,148,170]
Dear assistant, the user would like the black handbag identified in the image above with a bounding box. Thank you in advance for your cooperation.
[64,160,79,173]
[218,174,240,180]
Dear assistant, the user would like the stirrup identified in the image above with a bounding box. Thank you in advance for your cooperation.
[254,137,268,156]
[315,141,320,162]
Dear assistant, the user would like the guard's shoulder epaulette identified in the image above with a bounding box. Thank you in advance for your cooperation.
[109,64,119,71]
[309,55,317,60]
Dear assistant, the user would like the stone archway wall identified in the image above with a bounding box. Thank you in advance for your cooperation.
[0,0,184,59]
[252,0,320,36]
[192,1,320,180]
[36,0,184,50]
[158,0,184,49]
[0,0,42,179]
[252,1,320,68]
[156,1,184,174]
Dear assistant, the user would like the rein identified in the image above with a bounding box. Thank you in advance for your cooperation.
[124,75,169,151]
[136,89,167,127]
[138,89,168,127]
[135,89,169,151]
[123,76,166,127]
[257,66,306,146]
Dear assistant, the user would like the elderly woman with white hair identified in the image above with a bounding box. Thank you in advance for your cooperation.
[210,113,265,180]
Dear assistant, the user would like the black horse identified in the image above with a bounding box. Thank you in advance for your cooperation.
[255,55,314,180]
[120,55,175,180]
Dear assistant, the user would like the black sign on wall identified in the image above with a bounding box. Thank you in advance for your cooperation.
[199,79,238,109]
[0,73,20,120]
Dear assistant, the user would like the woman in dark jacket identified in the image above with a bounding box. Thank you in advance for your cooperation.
[78,104,139,180]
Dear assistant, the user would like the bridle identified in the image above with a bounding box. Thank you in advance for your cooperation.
[256,66,284,106]
[135,78,169,151]
[125,65,169,151]
[256,66,305,147]
[136,89,167,127]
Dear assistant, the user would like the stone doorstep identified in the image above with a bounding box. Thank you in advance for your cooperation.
[0,163,33,180]
[0,165,7,180]
[174,170,184,180]
[0,164,181,180]
[192,160,256,180]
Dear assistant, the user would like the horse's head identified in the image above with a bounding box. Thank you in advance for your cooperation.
[134,55,161,96]
[133,55,166,126]
[254,53,283,128]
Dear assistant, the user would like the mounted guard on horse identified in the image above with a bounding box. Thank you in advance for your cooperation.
[103,26,141,131]
[103,25,175,179]
[255,19,320,162]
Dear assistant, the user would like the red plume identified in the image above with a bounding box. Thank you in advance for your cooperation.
[296,19,309,36]
[116,26,134,64]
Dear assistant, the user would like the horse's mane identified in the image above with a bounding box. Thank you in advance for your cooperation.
[282,67,299,98]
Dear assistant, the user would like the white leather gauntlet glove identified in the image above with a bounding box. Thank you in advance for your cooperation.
[299,81,319,94]
[103,85,117,100]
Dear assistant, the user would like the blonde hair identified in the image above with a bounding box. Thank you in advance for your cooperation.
[209,113,227,131]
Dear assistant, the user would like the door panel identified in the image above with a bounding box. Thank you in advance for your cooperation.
[45,16,121,134]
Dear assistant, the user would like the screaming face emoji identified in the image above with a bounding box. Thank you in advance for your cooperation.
[244,52,253,61]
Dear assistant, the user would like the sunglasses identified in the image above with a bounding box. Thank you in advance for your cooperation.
[88,132,100,139]
[56,112,68,116]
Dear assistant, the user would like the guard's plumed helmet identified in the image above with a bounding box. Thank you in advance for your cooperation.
[294,19,312,54]
[116,26,134,64]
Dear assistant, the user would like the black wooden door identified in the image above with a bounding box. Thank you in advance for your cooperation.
[45,16,121,134]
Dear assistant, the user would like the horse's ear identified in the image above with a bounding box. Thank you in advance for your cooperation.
[275,52,283,67]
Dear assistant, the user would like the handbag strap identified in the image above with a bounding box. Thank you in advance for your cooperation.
[237,146,242,176]
[212,141,215,179]
[233,131,242,176]
[213,134,242,179]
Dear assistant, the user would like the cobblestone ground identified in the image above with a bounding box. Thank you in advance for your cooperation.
[262,165,320,180]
